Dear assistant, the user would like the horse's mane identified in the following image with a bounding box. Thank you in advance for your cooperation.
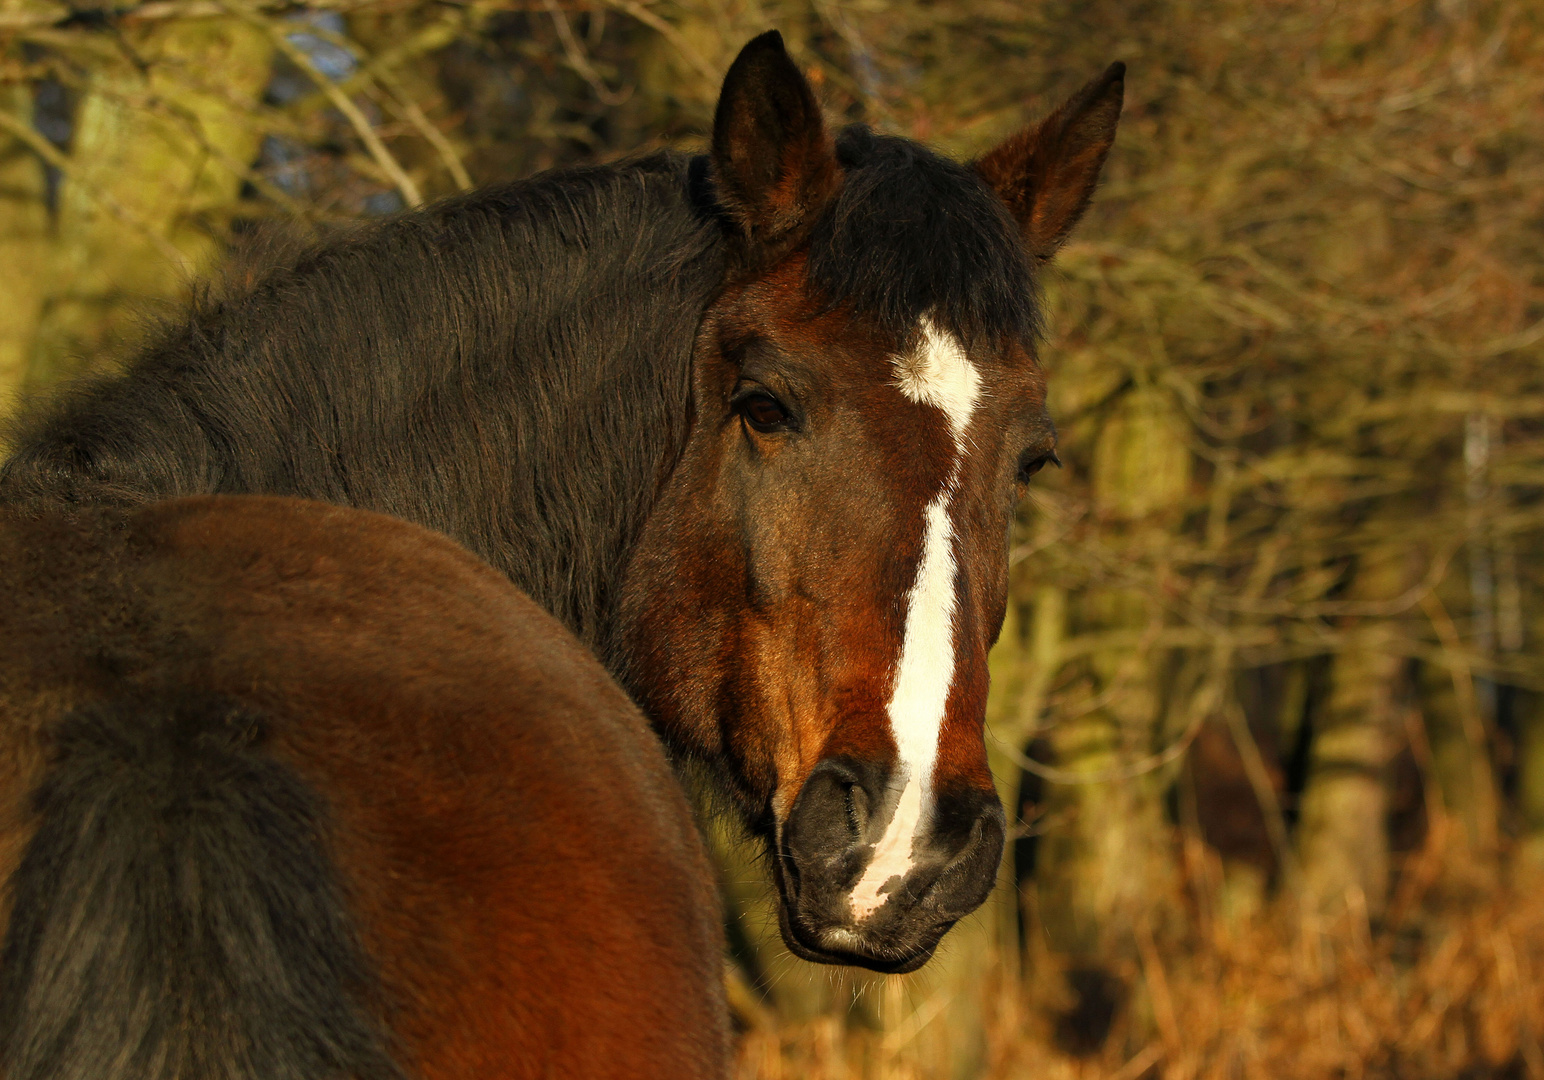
[1,153,725,657]
[0,132,1037,662]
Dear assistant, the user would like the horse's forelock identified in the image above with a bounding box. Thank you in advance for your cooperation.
[806,127,1042,351]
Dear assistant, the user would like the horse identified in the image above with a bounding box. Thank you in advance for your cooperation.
[0,30,1124,1080]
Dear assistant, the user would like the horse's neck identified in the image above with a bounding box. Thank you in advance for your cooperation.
[1,155,725,659]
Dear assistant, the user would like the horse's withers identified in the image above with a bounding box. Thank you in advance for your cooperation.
[619,33,1124,972]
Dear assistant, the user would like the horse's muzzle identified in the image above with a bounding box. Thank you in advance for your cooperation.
[773,757,1005,974]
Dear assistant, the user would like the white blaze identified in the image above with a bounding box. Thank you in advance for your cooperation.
[849,318,980,922]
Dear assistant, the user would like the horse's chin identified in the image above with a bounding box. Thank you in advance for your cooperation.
[769,857,944,975]
[776,909,938,974]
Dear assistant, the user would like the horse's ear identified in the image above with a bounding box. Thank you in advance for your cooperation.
[711,31,840,249]
[974,62,1125,262]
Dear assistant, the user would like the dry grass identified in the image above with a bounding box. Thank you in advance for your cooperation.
[733,844,1544,1080]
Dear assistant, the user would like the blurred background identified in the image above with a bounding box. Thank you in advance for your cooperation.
[2,0,1542,1076]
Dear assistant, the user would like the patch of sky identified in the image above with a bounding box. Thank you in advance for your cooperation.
[28,74,70,209]
[363,191,404,215]
[265,10,358,105]
[31,78,70,149]
[258,134,311,198]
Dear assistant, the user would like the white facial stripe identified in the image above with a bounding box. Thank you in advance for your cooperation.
[891,317,981,442]
[849,320,980,922]
[848,486,960,919]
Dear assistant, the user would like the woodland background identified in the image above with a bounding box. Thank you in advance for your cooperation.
[2,0,1542,1076]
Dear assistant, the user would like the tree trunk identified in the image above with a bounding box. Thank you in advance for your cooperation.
[1296,547,1411,919]
[1512,691,1544,880]
[1028,384,1189,1050]
[28,18,272,384]
[1418,655,1499,879]
[0,86,51,422]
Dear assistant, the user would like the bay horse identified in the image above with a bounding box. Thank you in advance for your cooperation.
[0,31,1123,1080]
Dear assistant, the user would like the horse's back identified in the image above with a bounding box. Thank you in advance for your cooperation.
[0,495,727,1079]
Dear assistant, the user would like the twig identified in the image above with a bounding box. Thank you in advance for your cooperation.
[879,985,955,1054]
[1212,540,1459,618]
[542,0,631,106]
[285,10,473,194]
[1225,697,1302,896]
[1420,591,1501,854]
[1,0,541,31]
[1385,703,1451,928]
[1136,922,1182,1053]
[723,961,774,1032]
[992,709,1204,786]
[373,71,473,191]
[219,0,422,207]
[1109,1042,1165,1080]
[597,0,718,90]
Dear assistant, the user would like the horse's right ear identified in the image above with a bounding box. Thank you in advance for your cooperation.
[974,62,1125,263]
[711,31,840,250]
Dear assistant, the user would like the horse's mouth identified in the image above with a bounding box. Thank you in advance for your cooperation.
[769,853,947,974]
[777,907,938,974]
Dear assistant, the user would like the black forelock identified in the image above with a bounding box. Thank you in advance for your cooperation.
[806,125,1041,349]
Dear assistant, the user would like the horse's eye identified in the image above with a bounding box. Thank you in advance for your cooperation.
[1017,448,1061,484]
[738,392,793,433]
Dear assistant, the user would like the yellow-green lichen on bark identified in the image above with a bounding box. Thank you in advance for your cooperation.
[0,84,51,424]
[1031,382,1190,968]
[27,17,273,385]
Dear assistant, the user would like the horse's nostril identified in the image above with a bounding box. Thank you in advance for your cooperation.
[842,780,869,841]
[922,796,1007,919]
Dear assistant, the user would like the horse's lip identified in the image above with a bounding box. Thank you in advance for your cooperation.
[769,858,937,974]
[774,897,936,973]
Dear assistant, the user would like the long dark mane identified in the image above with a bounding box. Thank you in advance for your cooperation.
[2,154,725,657]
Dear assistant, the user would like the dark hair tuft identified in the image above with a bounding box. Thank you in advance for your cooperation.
[808,125,1040,348]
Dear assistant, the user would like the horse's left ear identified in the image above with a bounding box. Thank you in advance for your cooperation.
[974,62,1125,262]
[711,31,840,250]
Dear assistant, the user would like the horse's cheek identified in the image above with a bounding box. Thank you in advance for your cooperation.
[616,472,744,757]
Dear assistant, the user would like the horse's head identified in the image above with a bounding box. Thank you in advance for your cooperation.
[619,32,1122,974]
